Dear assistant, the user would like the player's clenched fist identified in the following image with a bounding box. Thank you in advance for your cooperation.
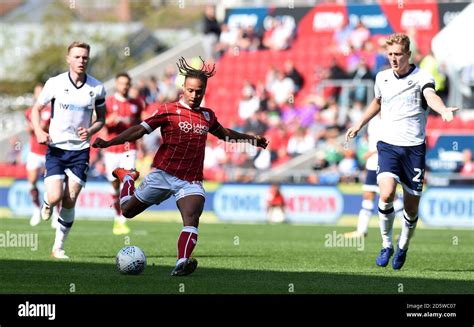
[92,137,110,148]
[77,127,90,141]
[35,129,51,144]
[345,126,360,142]
[255,135,269,149]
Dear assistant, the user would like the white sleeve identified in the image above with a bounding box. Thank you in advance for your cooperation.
[37,78,55,105]
[98,84,106,99]
[374,73,381,99]
[95,85,107,108]
[421,72,436,92]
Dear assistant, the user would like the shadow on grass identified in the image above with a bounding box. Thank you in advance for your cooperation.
[0,259,472,295]
[94,253,266,259]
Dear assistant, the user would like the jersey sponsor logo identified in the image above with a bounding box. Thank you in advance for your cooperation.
[193,123,209,135]
[178,121,209,135]
[59,103,90,111]
[178,121,192,133]
[381,86,421,107]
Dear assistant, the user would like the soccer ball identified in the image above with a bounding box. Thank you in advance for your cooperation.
[116,246,147,275]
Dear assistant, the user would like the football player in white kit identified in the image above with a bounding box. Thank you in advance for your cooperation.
[344,113,403,238]
[346,34,458,269]
[31,42,106,259]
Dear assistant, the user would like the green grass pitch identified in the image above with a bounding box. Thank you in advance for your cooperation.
[0,217,472,294]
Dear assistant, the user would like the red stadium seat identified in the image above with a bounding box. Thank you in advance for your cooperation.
[206,22,346,125]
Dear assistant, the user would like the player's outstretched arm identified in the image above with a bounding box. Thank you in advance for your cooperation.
[423,88,459,122]
[211,125,269,149]
[345,98,381,142]
[92,124,147,148]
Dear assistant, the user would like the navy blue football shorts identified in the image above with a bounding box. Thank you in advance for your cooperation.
[44,146,90,186]
[376,141,426,196]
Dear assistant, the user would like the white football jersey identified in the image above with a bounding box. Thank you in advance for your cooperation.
[38,72,106,150]
[374,65,435,146]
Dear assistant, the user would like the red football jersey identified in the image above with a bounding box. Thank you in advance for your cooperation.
[105,94,143,153]
[25,106,51,155]
[267,190,285,207]
[142,100,221,182]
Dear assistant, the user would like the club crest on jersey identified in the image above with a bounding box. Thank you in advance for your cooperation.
[203,111,210,121]
[176,109,181,114]
[408,80,413,85]
[131,104,138,114]
[64,89,69,94]
[89,91,94,97]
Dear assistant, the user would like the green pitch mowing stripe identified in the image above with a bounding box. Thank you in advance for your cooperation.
[0,218,472,294]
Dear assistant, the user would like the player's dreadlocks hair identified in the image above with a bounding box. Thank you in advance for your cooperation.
[176,56,216,87]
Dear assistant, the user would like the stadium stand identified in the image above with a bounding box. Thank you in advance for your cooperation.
[1,1,473,185]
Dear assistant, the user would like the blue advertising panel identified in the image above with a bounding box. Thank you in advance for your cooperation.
[426,135,474,173]
[5,180,212,218]
[419,187,473,227]
[8,180,116,218]
[346,4,393,35]
[213,184,343,224]
[225,7,269,32]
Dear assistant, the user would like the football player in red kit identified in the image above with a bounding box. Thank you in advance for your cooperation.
[93,57,268,276]
[104,73,143,235]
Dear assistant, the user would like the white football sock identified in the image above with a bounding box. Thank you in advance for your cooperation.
[398,210,418,250]
[357,199,374,235]
[53,207,74,251]
[378,201,395,249]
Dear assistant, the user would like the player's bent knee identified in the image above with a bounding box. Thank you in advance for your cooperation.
[121,196,150,219]
[121,208,135,219]
[379,193,395,203]
[184,215,200,224]
[61,197,77,208]
[47,194,63,207]
[121,204,138,219]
